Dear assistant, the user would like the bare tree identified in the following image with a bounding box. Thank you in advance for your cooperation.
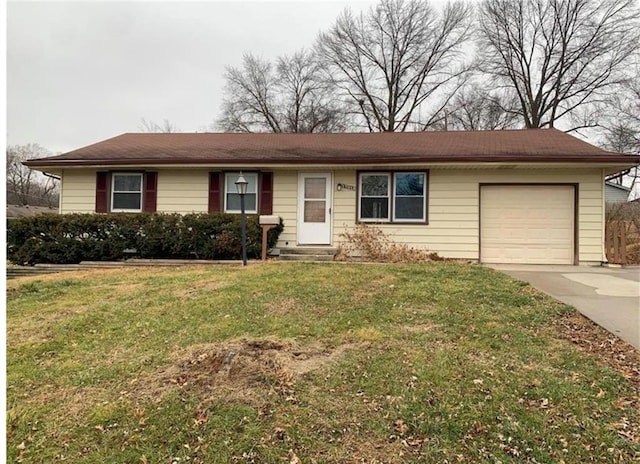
[7,144,59,207]
[316,0,472,132]
[602,67,640,195]
[217,50,348,133]
[139,118,180,133]
[477,0,640,130]
[435,84,522,130]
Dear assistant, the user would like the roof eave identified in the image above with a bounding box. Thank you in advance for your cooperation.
[24,157,640,171]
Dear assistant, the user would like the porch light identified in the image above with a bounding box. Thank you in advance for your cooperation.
[235,173,249,266]
[235,173,249,195]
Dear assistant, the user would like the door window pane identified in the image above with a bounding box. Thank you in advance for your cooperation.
[304,200,326,222]
[305,178,326,199]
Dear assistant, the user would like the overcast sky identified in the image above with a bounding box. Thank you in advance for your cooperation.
[7,0,378,154]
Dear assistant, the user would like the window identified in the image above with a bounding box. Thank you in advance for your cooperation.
[358,171,427,223]
[359,173,390,221]
[225,172,258,213]
[393,172,426,222]
[111,173,143,212]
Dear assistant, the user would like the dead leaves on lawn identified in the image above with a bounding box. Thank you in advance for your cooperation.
[554,311,640,444]
[554,312,640,390]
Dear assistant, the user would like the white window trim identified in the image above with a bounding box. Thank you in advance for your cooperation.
[111,172,143,213]
[358,172,391,222]
[357,171,428,223]
[392,172,427,223]
[224,172,258,214]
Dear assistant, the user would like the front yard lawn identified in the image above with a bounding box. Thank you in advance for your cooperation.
[6,262,640,463]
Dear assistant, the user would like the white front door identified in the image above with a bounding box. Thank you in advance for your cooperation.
[297,172,332,245]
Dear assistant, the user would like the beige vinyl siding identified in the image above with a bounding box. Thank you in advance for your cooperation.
[58,166,605,263]
[60,170,96,213]
[60,169,211,214]
[333,169,478,259]
[327,168,604,263]
[272,170,298,246]
[156,170,209,214]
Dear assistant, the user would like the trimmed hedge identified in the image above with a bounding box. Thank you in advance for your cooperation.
[7,213,284,265]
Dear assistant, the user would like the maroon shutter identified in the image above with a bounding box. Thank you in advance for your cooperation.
[259,172,273,215]
[95,172,110,213]
[143,172,158,212]
[208,172,223,213]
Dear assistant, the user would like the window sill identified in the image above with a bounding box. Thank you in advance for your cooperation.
[357,219,429,225]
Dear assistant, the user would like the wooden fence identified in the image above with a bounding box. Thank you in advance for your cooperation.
[605,221,640,265]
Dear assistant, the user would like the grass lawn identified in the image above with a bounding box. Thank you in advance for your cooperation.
[6,262,640,463]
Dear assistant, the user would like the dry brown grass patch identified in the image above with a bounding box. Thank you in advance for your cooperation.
[264,298,300,316]
[173,280,231,298]
[8,306,91,347]
[401,323,440,333]
[131,338,362,404]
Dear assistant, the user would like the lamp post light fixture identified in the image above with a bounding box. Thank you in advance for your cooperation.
[235,173,249,266]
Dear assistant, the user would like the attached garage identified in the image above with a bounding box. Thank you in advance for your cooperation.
[480,185,576,264]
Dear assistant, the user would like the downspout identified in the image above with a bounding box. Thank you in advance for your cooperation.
[601,168,607,265]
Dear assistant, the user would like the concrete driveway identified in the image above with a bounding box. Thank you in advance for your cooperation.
[487,265,640,350]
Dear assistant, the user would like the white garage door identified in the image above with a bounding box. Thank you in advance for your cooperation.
[480,185,575,264]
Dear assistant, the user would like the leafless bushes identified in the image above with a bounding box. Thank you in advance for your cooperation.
[337,223,442,263]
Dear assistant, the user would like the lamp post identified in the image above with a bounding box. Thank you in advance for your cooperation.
[235,173,248,266]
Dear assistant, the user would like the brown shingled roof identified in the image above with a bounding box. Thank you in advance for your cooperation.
[23,128,639,167]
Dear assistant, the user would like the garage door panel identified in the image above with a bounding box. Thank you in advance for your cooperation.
[481,185,574,264]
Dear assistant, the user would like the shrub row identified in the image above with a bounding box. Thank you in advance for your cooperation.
[7,213,284,265]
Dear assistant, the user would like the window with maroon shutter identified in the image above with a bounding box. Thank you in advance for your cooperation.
[208,172,222,213]
[111,173,144,212]
[95,172,110,213]
[143,172,158,212]
[224,173,258,213]
[259,172,273,215]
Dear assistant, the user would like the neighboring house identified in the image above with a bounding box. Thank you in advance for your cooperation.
[23,129,640,265]
[6,204,58,219]
[605,181,632,204]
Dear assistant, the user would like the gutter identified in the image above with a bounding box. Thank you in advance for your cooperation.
[23,157,640,170]
[42,171,61,181]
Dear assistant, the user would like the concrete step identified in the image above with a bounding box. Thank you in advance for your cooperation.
[279,247,338,256]
[278,246,338,262]
[278,254,335,262]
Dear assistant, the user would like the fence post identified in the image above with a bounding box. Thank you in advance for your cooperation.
[614,222,622,264]
[605,223,611,262]
[620,222,627,265]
